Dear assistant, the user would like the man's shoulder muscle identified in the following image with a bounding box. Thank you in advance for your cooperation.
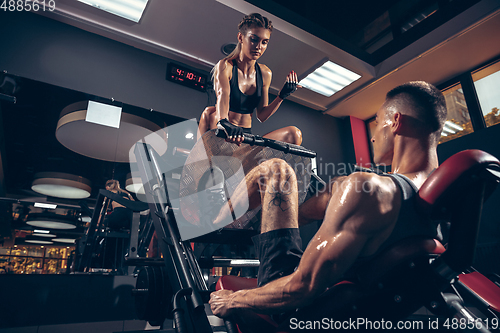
[341,172,401,233]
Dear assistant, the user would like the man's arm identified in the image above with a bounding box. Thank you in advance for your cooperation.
[298,176,347,226]
[210,172,401,316]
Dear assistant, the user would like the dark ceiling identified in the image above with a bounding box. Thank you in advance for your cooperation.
[247,0,481,64]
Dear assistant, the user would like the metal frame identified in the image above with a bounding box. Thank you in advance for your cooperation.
[134,142,214,333]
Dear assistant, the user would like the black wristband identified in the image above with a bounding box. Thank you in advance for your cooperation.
[218,118,244,138]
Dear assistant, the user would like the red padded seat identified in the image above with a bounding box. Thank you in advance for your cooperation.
[417,149,500,215]
[459,272,500,314]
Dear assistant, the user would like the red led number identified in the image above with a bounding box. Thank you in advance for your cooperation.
[169,64,206,91]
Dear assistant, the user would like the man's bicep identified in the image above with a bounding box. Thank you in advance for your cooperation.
[293,174,394,294]
[294,226,369,296]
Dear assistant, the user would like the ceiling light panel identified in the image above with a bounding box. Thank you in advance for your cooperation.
[34,202,58,209]
[299,61,361,97]
[76,0,149,23]
[32,231,57,237]
[441,120,464,137]
[25,240,54,244]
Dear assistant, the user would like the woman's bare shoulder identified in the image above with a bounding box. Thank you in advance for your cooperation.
[258,63,272,84]
[215,59,234,80]
[258,63,271,75]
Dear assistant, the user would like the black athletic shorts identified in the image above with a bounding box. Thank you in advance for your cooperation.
[252,228,303,287]
[105,207,132,230]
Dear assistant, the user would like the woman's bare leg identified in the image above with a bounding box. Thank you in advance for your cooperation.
[263,126,302,145]
[197,106,218,140]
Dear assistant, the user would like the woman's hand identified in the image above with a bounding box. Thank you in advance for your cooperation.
[217,118,245,146]
[279,71,300,100]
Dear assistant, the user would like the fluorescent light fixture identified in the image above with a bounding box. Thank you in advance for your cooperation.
[229,259,260,266]
[53,238,76,244]
[442,127,456,134]
[85,101,122,129]
[33,230,56,237]
[299,61,361,97]
[34,202,58,209]
[445,120,463,132]
[441,121,464,137]
[76,0,149,23]
[25,240,54,245]
[33,233,56,238]
[81,216,92,223]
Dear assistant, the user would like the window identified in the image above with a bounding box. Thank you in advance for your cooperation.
[439,84,473,144]
[472,60,500,128]
[0,245,72,274]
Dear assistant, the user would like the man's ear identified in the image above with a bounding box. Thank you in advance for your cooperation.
[391,112,403,134]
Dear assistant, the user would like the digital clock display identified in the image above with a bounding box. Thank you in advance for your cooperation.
[166,63,208,92]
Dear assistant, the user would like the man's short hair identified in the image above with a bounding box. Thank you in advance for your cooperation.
[386,81,447,144]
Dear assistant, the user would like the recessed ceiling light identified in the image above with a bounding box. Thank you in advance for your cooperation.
[27,220,77,229]
[185,132,194,139]
[299,61,361,97]
[26,213,77,230]
[76,0,149,23]
[126,173,145,194]
[57,101,167,163]
[31,172,92,199]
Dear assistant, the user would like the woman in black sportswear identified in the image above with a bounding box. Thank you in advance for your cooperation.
[104,179,134,230]
[197,13,302,145]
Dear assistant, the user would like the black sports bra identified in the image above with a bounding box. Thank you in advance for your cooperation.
[229,60,263,114]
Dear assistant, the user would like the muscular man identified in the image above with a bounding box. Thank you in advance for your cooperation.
[209,81,447,318]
